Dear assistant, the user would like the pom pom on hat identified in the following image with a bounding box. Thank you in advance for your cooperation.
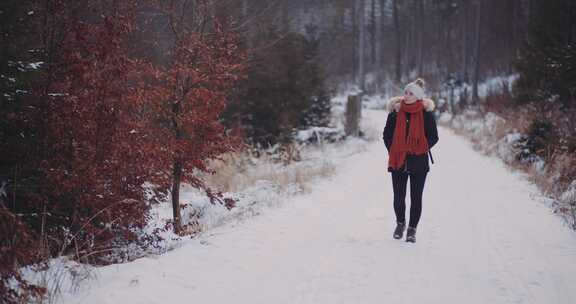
[414,78,425,87]
[404,78,426,100]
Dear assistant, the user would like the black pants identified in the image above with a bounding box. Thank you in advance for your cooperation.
[391,171,428,228]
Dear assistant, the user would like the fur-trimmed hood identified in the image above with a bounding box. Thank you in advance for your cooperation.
[387,96,435,112]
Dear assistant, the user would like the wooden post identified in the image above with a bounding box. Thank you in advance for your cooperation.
[345,95,363,137]
[171,159,182,234]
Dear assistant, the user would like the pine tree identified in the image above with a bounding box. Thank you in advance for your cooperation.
[225,29,331,146]
[514,0,576,107]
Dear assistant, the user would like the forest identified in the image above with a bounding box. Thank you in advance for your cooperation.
[1,0,575,302]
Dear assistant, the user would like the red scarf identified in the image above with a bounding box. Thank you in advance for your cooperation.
[388,100,429,170]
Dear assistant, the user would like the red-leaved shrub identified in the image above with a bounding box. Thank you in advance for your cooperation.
[36,1,151,262]
[1,1,246,301]
[143,5,246,232]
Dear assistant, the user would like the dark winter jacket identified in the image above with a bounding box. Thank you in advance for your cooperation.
[382,97,439,173]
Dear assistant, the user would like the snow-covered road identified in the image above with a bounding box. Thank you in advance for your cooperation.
[63,110,576,304]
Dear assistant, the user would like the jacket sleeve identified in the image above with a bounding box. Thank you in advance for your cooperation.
[424,111,439,149]
[383,112,396,152]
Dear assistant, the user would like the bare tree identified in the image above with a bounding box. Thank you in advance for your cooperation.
[357,0,366,91]
[417,0,425,76]
[376,0,385,86]
[392,0,402,83]
[461,0,470,82]
[212,0,530,94]
[472,0,483,104]
[370,0,377,68]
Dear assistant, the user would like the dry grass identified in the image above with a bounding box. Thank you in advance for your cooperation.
[200,146,336,195]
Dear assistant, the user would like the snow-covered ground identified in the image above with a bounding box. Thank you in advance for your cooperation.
[60,109,576,304]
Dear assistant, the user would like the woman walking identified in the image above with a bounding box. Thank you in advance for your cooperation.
[383,78,439,243]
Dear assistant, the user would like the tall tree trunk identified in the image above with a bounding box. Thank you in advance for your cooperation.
[472,0,483,104]
[358,0,366,92]
[392,0,402,83]
[435,0,443,74]
[506,0,516,73]
[281,1,290,33]
[376,0,384,87]
[406,16,414,76]
[462,0,470,82]
[352,3,358,84]
[445,11,453,75]
[370,0,377,67]
[417,0,425,76]
[241,0,248,17]
[241,0,251,49]
[171,159,182,234]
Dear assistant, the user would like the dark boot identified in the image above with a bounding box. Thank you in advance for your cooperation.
[393,221,406,239]
[406,226,417,243]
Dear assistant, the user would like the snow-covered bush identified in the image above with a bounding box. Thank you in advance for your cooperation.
[294,127,346,145]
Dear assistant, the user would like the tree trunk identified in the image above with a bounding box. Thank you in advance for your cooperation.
[417,0,425,76]
[171,159,183,234]
[241,0,248,17]
[370,0,377,67]
[462,0,470,82]
[280,1,290,33]
[345,95,362,137]
[352,3,358,84]
[445,10,453,75]
[472,0,482,104]
[358,0,366,92]
[377,0,385,76]
[241,0,251,49]
[392,0,402,83]
[506,0,516,73]
[171,75,184,234]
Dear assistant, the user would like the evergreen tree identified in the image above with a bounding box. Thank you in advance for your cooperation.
[226,29,331,146]
[0,0,41,182]
[300,30,331,128]
[514,0,576,107]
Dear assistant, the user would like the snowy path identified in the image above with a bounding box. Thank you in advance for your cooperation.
[63,110,576,304]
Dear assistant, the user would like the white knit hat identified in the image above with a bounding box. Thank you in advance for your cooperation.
[404,78,426,100]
